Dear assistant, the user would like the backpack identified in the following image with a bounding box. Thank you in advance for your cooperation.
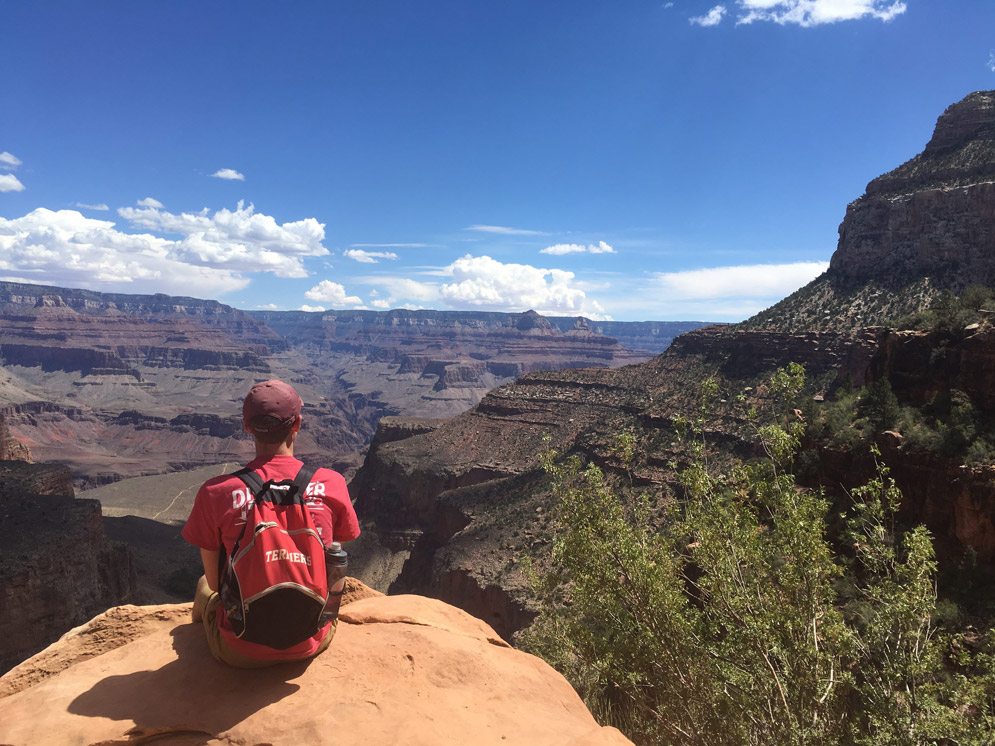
[219,464,329,650]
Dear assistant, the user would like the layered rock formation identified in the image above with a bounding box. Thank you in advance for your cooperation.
[0,413,30,462]
[0,282,286,353]
[0,589,632,746]
[747,89,995,332]
[349,320,995,638]
[831,90,995,288]
[0,461,137,674]
[0,282,697,487]
[249,308,701,424]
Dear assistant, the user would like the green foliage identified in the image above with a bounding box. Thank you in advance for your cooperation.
[859,379,901,434]
[524,367,995,746]
[890,285,995,332]
[803,378,994,466]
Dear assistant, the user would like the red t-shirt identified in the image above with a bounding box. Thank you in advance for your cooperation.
[182,454,360,661]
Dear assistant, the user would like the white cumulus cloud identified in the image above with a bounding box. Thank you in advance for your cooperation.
[137,197,163,208]
[0,152,22,170]
[988,50,995,73]
[540,241,616,255]
[212,168,245,181]
[0,208,248,296]
[371,298,391,309]
[343,249,399,263]
[117,201,328,278]
[304,280,362,306]
[653,261,829,300]
[0,174,25,192]
[300,304,326,312]
[691,5,727,26]
[439,254,606,317]
[736,0,906,26]
[75,202,110,211]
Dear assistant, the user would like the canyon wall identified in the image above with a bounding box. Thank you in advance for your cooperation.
[0,283,695,487]
[748,89,995,332]
[350,322,995,639]
[831,91,995,290]
[0,460,137,674]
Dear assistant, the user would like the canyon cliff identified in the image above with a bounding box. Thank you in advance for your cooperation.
[348,90,995,638]
[0,458,137,674]
[747,89,995,332]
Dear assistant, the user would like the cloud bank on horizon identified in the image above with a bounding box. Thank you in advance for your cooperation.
[0,146,829,320]
[0,195,829,320]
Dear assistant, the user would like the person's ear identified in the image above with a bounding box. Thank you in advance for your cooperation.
[243,417,253,434]
[291,415,302,432]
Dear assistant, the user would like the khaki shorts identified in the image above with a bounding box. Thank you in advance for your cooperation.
[193,576,334,668]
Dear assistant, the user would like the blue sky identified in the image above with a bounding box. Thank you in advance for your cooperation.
[1,1,993,321]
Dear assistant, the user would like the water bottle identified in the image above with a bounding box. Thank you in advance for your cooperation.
[319,542,348,625]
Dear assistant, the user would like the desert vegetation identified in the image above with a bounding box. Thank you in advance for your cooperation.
[524,365,995,745]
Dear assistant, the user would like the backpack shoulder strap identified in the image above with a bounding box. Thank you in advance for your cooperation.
[232,464,317,507]
[292,464,318,495]
[233,466,264,496]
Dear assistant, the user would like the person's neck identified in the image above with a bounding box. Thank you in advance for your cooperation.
[253,442,295,460]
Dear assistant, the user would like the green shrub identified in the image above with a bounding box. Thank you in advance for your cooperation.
[524,368,995,746]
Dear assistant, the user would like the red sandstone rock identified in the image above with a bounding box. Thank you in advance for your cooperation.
[0,591,632,746]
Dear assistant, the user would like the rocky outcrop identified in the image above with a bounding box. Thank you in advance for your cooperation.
[0,592,632,746]
[0,460,73,496]
[748,90,995,332]
[832,90,995,289]
[0,414,30,462]
[349,322,995,636]
[0,469,137,674]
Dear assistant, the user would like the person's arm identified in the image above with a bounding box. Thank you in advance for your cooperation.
[201,548,220,591]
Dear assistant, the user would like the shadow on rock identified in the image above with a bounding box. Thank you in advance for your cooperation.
[67,623,313,737]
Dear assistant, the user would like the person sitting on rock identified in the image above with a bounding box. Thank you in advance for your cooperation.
[182,379,360,667]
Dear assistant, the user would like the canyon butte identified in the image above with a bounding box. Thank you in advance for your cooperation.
[1,89,995,744]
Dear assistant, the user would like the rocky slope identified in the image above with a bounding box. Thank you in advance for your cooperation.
[0,414,30,462]
[349,323,995,639]
[746,89,995,332]
[0,460,137,674]
[0,589,632,746]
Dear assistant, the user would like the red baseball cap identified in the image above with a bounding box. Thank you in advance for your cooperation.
[242,379,302,428]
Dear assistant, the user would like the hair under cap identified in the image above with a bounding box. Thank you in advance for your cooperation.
[242,379,302,428]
